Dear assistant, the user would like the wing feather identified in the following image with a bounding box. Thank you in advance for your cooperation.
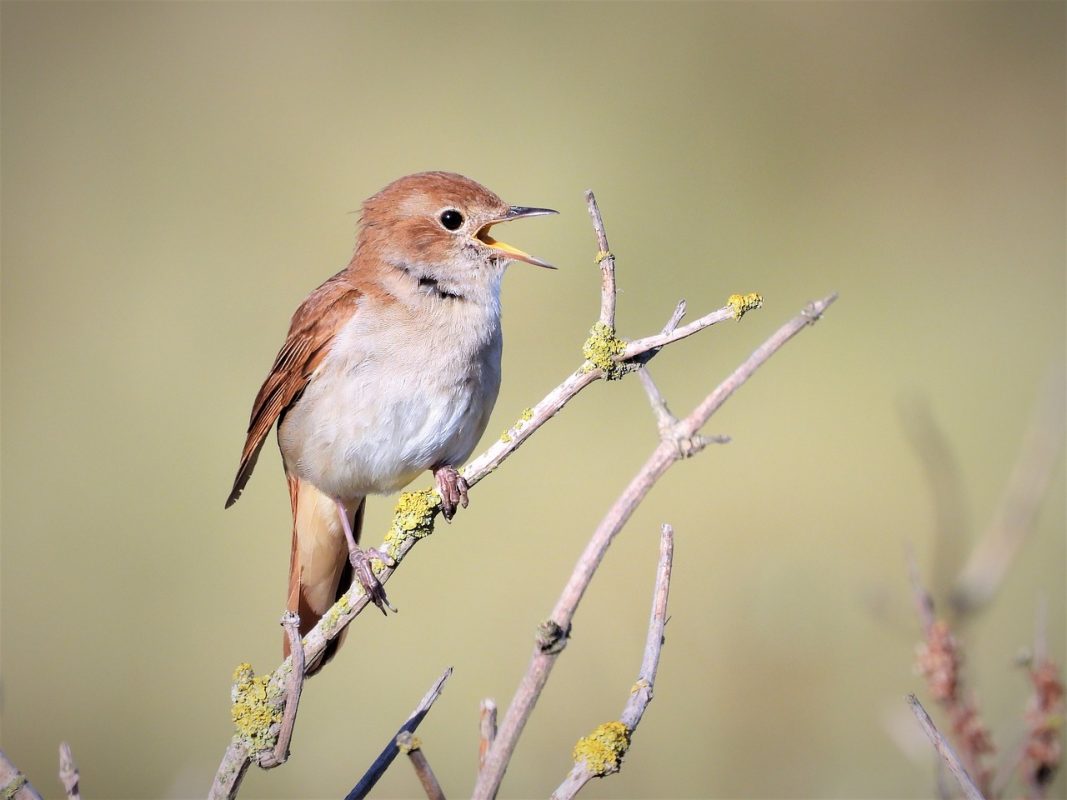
[225,271,361,507]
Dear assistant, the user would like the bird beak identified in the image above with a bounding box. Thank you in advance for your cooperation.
[475,206,558,269]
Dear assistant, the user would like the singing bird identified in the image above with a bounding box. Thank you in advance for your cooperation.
[226,172,556,669]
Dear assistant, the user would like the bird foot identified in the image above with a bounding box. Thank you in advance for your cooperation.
[347,545,397,614]
[433,466,469,522]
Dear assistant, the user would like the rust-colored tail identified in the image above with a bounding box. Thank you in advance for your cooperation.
[285,476,363,675]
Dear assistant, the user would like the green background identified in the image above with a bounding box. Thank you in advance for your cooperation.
[3,2,1063,798]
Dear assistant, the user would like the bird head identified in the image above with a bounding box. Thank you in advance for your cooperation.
[355,172,556,300]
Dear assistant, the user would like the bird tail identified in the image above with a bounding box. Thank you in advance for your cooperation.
[285,476,363,675]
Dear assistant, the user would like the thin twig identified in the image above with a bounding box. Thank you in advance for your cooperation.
[345,667,453,800]
[473,293,837,799]
[585,190,616,329]
[396,733,446,800]
[637,367,677,431]
[621,304,737,362]
[621,524,674,730]
[907,694,987,800]
[58,743,80,800]
[0,750,43,800]
[551,524,675,800]
[951,370,1065,615]
[662,299,687,335]
[479,700,497,770]
[259,612,305,768]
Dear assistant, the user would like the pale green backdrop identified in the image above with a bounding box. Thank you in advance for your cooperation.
[2,2,1064,799]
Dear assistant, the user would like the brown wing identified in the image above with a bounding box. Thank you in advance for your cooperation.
[225,270,361,508]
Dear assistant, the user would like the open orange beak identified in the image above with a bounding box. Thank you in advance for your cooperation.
[476,206,558,269]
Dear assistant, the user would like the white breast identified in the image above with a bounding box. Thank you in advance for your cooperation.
[278,289,502,503]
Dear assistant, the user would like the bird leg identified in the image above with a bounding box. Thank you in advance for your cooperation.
[433,465,469,521]
[335,499,396,614]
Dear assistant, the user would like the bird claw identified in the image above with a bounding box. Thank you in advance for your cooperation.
[347,545,396,614]
[433,466,469,522]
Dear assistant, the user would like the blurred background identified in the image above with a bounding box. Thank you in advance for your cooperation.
[2,3,1063,798]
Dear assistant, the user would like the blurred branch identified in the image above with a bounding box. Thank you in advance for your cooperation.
[345,667,453,800]
[900,398,972,595]
[1015,602,1064,800]
[57,743,80,800]
[909,553,995,796]
[951,370,1065,616]
[478,700,497,771]
[551,524,674,800]
[907,694,987,800]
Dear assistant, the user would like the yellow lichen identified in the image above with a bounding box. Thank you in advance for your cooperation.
[500,407,536,444]
[231,663,282,753]
[582,322,629,380]
[727,292,763,320]
[572,720,631,776]
[322,593,352,631]
[385,489,437,560]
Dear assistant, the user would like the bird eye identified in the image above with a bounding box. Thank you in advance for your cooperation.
[439,209,464,231]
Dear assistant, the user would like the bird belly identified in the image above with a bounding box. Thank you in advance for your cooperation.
[278,314,501,503]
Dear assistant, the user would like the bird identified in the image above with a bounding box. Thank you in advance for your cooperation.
[226,171,556,671]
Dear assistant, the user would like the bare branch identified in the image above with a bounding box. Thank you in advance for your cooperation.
[951,370,1065,615]
[585,190,616,329]
[907,694,987,800]
[396,733,446,800]
[479,700,497,771]
[58,743,80,800]
[345,667,453,800]
[473,293,837,799]
[552,524,675,800]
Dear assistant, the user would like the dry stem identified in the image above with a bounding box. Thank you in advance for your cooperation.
[951,371,1065,615]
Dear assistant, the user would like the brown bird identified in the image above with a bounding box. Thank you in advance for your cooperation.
[226,172,555,670]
